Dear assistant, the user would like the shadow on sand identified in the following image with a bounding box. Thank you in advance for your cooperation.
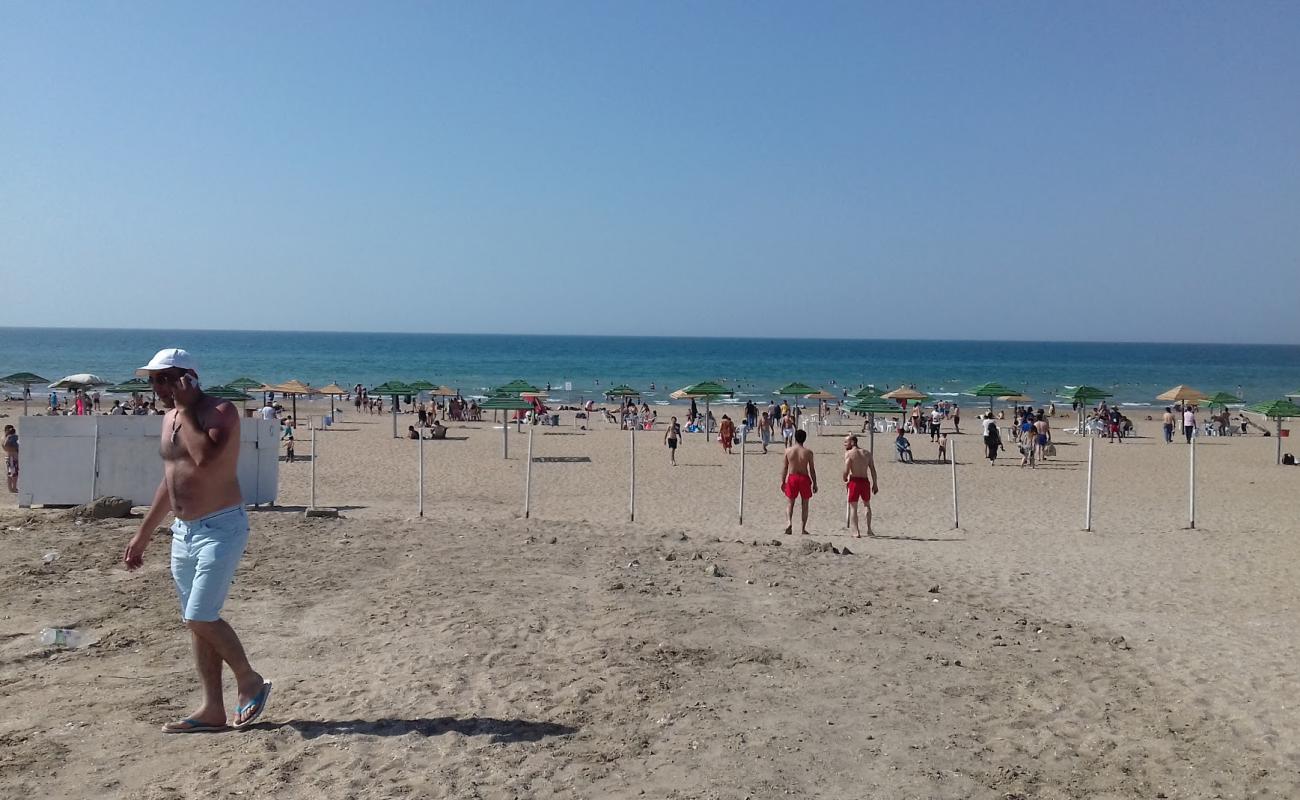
[255,716,578,744]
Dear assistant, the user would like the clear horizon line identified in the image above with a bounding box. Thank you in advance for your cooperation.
[2,325,1298,349]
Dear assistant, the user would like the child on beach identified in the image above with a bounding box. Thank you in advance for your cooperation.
[937,433,948,462]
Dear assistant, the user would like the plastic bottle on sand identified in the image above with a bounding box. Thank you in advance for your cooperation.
[40,628,90,648]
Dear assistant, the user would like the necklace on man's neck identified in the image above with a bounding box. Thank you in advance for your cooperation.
[170,413,182,444]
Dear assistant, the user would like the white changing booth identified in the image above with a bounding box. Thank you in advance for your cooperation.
[16,416,279,508]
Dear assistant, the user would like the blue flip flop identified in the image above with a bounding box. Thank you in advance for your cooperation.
[232,680,273,729]
[162,717,228,734]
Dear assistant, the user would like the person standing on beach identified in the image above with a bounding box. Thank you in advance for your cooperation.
[122,349,271,733]
[664,416,681,465]
[982,413,1002,465]
[1162,407,1175,443]
[842,435,878,537]
[780,428,817,535]
[718,415,735,454]
[3,425,18,493]
[1183,406,1196,443]
[758,411,774,454]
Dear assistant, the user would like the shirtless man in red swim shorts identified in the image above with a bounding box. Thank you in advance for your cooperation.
[780,428,817,535]
[842,435,879,538]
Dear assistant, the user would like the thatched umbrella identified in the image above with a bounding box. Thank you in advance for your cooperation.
[263,380,314,425]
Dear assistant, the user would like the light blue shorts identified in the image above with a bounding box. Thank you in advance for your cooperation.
[170,505,250,622]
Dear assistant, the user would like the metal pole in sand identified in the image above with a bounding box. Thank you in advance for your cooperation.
[950,441,959,530]
[417,429,424,518]
[1189,429,1196,529]
[1084,436,1094,531]
[90,420,101,503]
[738,427,746,525]
[524,425,534,518]
[311,425,318,510]
[502,415,508,459]
[629,425,636,522]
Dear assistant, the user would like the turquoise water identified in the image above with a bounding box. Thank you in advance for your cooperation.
[2,327,1297,407]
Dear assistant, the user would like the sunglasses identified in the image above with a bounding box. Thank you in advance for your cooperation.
[148,370,187,385]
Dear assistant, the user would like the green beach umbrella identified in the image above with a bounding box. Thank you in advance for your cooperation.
[774,381,819,397]
[967,381,1019,413]
[371,381,414,438]
[408,380,436,392]
[1061,385,1113,403]
[846,395,899,451]
[204,385,254,402]
[1200,392,1242,409]
[604,384,640,398]
[677,381,732,441]
[1247,399,1300,465]
[494,379,543,395]
[107,378,152,394]
[1061,385,1114,426]
[227,376,265,391]
[479,394,533,458]
[851,385,883,399]
[1,372,49,415]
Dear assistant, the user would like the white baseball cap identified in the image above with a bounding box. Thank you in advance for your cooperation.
[136,348,198,377]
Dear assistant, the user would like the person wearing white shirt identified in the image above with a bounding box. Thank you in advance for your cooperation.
[259,402,278,421]
[1182,407,1196,444]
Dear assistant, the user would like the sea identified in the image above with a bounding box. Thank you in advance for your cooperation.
[2,327,1297,408]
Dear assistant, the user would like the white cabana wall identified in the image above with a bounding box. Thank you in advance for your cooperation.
[16,416,279,508]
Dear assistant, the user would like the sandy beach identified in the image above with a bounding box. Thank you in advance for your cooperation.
[2,399,1298,798]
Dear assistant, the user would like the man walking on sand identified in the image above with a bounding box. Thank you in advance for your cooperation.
[122,349,271,734]
[780,428,817,535]
[843,435,879,537]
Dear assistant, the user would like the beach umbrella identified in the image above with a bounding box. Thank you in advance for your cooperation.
[263,379,314,426]
[495,379,543,395]
[846,395,899,451]
[107,377,152,393]
[805,389,836,401]
[1060,385,1114,427]
[371,381,414,438]
[604,384,640,399]
[677,381,732,441]
[1,372,49,416]
[1199,391,1241,409]
[1157,385,1208,404]
[479,394,533,458]
[431,385,459,397]
[774,382,819,397]
[1247,399,1300,465]
[204,385,254,402]
[227,376,265,391]
[851,385,883,399]
[967,381,1019,414]
[882,386,929,415]
[408,380,436,396]
[317,382,349,418]
[49,373,109,390]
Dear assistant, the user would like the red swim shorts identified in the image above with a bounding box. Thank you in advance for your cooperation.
[783,473,813,500]
[847,476,871,503]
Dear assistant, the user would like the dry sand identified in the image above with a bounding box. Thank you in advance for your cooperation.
[2,399,1299,798]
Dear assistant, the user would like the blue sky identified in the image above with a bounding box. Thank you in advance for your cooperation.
[3,2,1298,342]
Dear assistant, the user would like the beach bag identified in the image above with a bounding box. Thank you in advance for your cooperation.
[1284,453,1296,466]
[1044,444,1057,457]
